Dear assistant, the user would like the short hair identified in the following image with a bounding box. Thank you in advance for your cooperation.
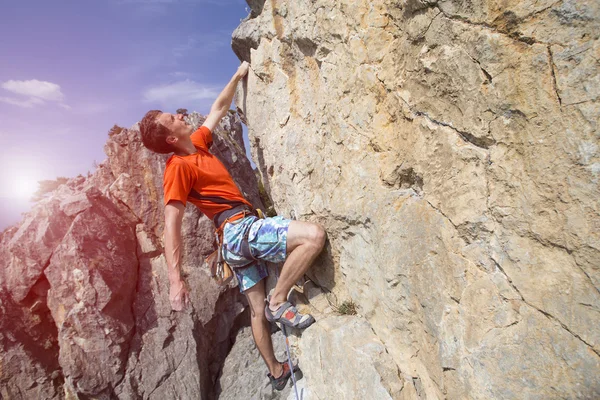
[139,110,176,154]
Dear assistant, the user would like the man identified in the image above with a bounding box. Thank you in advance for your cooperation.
[139,61,326,390]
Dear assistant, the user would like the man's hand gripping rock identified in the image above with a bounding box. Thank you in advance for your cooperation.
[169,279,190,311]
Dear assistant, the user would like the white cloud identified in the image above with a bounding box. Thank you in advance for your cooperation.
[2,79,64,101]
[143,80,219,108]
[0,96,45,108]
[0,79,69,109]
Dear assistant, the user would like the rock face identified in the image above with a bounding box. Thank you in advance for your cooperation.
[0,113,262,399]
[233,0,600,398]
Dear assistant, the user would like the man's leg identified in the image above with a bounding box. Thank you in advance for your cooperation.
[268,220,326,312]
[244,278,283,378]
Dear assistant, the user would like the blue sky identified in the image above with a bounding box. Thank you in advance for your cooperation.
[0,0,250,229]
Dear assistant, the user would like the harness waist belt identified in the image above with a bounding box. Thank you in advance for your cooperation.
[213,204,255,228]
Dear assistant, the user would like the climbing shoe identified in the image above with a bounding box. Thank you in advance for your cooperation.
[265,300,315,329]
[268,361,300,391]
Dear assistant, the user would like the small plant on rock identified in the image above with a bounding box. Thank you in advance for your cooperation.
[336,300,357,315]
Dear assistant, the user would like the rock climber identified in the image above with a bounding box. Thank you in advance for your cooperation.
[138,61,326,390]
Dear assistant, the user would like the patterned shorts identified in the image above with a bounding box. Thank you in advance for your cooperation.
[221,215,291,292]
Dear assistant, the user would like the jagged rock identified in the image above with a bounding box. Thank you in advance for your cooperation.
[234,0,600,398]
[44,187,139,398]
[0,196,74,303]
[0,288,62,399]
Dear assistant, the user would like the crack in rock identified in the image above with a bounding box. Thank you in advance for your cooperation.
[437,8,547,45]
[396,94,496,150]
[492,257,600,358]
[547,46,563,107]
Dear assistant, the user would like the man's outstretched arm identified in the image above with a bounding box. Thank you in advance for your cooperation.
[164,201,190,311]
[202,61,249,132]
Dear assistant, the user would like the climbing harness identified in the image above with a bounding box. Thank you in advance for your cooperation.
[206,206,258,285]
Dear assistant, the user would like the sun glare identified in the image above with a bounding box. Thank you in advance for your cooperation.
[0,170,43,201]
[13,177,40,200]
[0,154,64,201]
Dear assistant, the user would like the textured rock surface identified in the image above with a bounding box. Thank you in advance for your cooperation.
[294,316,405,400]
[0,112,262,399]
[218,326,292,400]
[234,0,600,398]
[44,188,138,397]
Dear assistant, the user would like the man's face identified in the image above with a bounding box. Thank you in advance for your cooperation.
[157,112,192,138]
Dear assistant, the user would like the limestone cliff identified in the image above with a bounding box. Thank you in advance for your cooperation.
[0,113,263,399]
[232,0,600,398]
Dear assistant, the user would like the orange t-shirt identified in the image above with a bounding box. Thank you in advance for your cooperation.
[162,126,252,220]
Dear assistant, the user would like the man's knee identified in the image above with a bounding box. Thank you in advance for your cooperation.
[308,222,326,251]
[287,220,327,252]
[244,281,267,320]
[250,306,267,322]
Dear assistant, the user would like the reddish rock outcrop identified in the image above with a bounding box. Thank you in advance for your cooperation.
[0,112,261,399]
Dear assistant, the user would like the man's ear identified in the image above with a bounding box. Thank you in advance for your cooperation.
[165,135,177,145]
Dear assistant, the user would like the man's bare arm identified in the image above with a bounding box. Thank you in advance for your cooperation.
[164,201,190,311]
[202,61,249,132]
